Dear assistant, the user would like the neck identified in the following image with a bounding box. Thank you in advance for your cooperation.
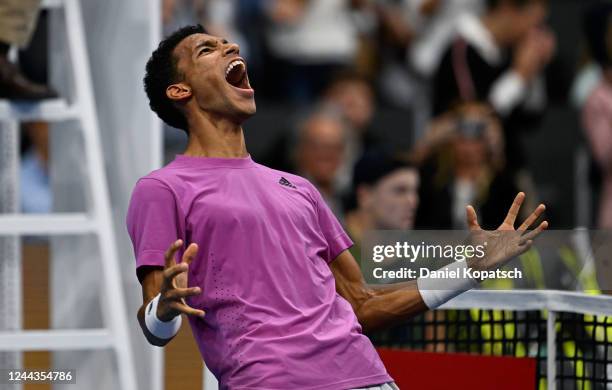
[183,110,248,158]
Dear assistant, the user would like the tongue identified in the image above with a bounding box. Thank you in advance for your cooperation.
[226,65,244,87]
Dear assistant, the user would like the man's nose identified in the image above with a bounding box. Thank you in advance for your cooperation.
[223,42,239,57]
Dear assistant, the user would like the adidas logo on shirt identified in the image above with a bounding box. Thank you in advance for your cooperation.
[279,177,296,189]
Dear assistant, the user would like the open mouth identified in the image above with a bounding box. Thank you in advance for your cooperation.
[225,59,251,90]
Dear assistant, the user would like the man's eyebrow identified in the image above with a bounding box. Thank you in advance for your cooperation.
[194,38,229,51]
[194,39,217,50]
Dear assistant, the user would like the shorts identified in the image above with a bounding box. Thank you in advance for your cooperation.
[351,382,400,390]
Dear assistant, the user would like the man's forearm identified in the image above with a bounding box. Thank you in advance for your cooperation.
[330,251,431,333]
[354,281,428,333]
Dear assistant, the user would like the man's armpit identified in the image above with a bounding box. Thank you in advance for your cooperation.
[137,265,164,285]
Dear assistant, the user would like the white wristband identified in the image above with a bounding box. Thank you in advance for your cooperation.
[145,293,182,340]
[417,261,479,309]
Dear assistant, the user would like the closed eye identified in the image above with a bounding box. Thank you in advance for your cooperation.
[199,47,212,56]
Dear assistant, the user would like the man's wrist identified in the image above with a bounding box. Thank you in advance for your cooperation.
[416,261,479,309]
[145,293,182,339]
[466,256,487,274]
[156,300,177,323]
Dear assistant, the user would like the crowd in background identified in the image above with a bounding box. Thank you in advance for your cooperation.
[155,0,611,241]
[13,0,612,242]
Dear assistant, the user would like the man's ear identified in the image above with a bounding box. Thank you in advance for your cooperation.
[166,83,192,101]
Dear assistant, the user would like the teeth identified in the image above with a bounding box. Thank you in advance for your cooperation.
[225,60,244,77]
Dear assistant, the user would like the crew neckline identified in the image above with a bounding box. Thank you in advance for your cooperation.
[173,154,255,169]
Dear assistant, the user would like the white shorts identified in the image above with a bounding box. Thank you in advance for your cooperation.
[351,382,400,390]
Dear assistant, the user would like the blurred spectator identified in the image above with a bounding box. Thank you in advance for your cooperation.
[0,0,55,99]
[264,72,376,191]
[432,0,555,173]
[294,111,348,217]
[372,0,419,109]
[372,0,484,138]
[581,2,612,229]
[162,0,205,36]
[571,63,601,111]
[262,0,368,101]
[202,0,243,44]
[11,10,53,213]
[321,72,376,190]
[20,122,51,213]
[413,103,522,229]
[323,72,375,134]
[409,0,484,77]
[344,151,419,261]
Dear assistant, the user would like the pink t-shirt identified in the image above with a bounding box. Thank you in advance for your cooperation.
[126,155,392,390]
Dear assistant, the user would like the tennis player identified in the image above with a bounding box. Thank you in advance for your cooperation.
[127,25,548,390]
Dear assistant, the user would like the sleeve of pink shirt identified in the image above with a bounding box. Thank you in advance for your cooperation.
[126,178,184,276]
[307,182,354,263]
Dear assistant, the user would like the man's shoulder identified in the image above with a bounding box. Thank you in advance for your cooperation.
[131,162,187,196]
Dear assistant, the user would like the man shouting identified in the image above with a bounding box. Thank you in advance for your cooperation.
[127,25,547,390]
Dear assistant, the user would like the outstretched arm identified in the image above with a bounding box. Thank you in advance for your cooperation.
[330,192,548,333]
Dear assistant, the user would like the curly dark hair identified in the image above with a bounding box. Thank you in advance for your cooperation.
[144,24,208,133]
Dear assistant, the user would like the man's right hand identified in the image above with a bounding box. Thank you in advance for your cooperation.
[157,239,205,322]
[466,192,548,274]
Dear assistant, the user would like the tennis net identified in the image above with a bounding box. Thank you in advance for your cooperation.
[370,291,612,390]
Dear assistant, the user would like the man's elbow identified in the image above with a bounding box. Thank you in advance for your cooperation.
[344,288,378,332]
[352,293,381,334]
[355,305,379,334]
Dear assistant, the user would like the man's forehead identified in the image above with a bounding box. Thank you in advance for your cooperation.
[172,33,219,70]
[176,33,220,53]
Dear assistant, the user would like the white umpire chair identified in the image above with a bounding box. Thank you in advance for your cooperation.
[0,0,137,389]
